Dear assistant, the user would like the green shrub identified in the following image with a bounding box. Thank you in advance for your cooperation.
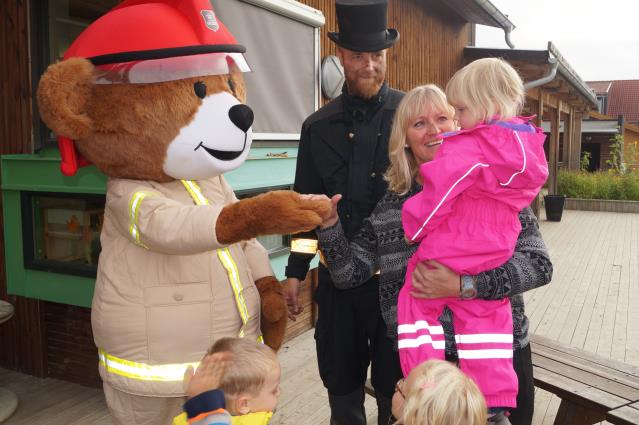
[557,169,639,201]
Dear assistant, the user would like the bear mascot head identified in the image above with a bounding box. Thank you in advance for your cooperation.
[36,1,329,416]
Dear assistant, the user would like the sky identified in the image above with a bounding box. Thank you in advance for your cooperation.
[475,0,639,82]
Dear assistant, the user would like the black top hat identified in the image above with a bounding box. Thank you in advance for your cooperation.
[328,0,399,52]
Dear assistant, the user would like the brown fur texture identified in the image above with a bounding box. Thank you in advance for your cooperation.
[37,58,94,140]
[216,191,332,245]
[37,57,322,347]
[254,276,287,352]
[37,58,244,181]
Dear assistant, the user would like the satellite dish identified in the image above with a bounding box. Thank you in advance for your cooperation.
[321,55,345,100]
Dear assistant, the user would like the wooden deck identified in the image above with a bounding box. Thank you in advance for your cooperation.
[1,209,637,425]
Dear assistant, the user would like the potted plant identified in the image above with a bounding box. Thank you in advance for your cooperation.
[544,193,566,221]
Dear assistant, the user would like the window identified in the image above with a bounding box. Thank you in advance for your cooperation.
[210,0,324,140]
[236,185,293,256]
[33,0,119,149]
[22,192,106,277]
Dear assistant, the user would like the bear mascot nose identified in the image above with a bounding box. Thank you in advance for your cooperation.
[228,104,254,133]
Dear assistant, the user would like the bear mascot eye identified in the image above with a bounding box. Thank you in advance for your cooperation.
[194,81,207,99]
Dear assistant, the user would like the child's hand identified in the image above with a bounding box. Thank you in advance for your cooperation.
[184,352,232,399]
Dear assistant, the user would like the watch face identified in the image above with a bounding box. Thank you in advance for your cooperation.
[461,287,477,299]
[460,276,477,299]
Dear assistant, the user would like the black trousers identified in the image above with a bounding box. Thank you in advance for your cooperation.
[509,344,534,425]
[314,267,403,399]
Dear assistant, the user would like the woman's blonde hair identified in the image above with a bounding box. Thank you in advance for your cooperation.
[399,360,487,425]
[208,337,278,396]
[446,57,524,123]
[384,84,455,195]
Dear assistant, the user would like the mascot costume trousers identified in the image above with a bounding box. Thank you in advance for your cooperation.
[36,1,330,424]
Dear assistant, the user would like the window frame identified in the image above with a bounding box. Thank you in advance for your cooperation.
[21,190,106,278]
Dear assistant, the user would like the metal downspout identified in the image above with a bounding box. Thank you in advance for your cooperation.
[524,58,558,90]
[474,0,516,48]
[504,25,515,49]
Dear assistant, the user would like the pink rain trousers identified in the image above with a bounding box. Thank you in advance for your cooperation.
[398,118,549,408]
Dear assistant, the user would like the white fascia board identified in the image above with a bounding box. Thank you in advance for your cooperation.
[240,0,325,27]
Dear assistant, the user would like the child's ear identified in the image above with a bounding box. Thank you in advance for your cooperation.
[234,394,251,415]
[37,57,94,140]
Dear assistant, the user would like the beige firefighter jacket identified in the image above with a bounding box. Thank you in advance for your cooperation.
[92,176,273,397]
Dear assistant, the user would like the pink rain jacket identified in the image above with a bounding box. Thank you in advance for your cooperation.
[402,117,549,275]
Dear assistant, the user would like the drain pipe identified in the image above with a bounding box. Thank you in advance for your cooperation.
[504,25,515,49]
[474,0,516,48]
[524,57,558,90]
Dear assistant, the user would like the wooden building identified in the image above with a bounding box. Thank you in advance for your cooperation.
[575,111,639,171]
[1,0,572,389]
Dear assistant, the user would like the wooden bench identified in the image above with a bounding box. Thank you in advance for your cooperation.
[530,334,639,425]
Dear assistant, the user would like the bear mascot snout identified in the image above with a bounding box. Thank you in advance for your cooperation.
[36,1,330,424]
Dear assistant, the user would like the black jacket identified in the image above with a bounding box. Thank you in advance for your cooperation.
[286,82,404,280]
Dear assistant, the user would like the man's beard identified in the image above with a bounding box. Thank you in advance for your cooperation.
[344,68,385,100]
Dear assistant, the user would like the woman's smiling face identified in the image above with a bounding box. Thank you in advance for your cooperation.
[405,106,456,165]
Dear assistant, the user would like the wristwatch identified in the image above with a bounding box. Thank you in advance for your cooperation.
[459,275,478,299]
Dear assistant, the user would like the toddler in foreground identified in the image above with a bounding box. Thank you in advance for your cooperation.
[391,359,487,425]
[174,337,280,425]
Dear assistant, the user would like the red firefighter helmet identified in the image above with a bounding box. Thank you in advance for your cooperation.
[56,0,250,176]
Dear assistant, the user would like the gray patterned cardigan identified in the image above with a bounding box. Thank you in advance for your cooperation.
[316,185,553,354]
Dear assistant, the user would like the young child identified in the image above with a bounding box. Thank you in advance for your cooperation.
[391,359,487,425]
[173,337,281,425]
[398,58,548,413]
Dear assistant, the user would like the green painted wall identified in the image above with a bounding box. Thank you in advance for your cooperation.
[1,147,316,308]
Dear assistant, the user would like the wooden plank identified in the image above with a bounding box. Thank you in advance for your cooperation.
[606,404,639,425]
[532,367,628,411]
[532,335,639,378]
[532,353,639,402]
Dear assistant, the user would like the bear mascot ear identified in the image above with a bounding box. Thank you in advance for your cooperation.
[37,57,94,140]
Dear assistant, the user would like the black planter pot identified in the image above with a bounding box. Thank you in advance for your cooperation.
[544,194,566,222]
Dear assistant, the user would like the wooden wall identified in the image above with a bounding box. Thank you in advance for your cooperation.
[0,0,46,377]
[624,126,639,169]
[300,0,470,94]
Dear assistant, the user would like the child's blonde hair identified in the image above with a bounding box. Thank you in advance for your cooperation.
[399,360,487,425]
[208,337,278,397]
[384,84,455,195]
[446,57,524,123]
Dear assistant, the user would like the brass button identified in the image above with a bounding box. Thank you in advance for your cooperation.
[348,132,355,139]
[173,293,184,302]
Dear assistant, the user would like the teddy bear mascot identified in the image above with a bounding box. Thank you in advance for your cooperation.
[36,1,330,423]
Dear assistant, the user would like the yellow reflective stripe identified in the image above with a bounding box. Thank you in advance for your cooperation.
[217,247,251,336]
[180,180,210,206]
[180,179,261,342]
[291,238,318,254]
[98,349,198,382]
[128,190,156,249]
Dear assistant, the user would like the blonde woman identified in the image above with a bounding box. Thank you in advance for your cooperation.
[315,84,552,425]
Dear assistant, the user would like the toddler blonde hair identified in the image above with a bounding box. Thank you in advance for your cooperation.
[446,57,524,123]
[208,337,278,396]
[399,360,487,425]
[384,84,455,195]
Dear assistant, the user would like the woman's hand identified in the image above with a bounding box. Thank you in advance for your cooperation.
[410,260,460,299]
[300,194,342,228]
